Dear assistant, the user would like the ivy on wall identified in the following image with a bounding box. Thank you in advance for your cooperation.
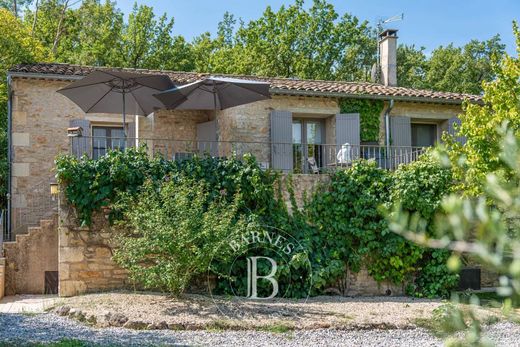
[56,148,458,298]
[339,98,384,142]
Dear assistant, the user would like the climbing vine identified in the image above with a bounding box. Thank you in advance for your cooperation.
[56,148,458,298]
[339,98,384,142]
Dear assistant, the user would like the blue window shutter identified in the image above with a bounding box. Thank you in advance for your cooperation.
[69,119,91,159]
[270,111,293,172]
[390,116,411,147]
[448,116,466,145]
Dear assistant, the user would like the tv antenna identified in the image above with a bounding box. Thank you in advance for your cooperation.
[377,13,404,31]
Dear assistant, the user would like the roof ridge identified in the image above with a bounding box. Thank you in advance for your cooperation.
[8,63,483,103]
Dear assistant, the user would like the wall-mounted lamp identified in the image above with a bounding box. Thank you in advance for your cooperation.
[50,182,59,196]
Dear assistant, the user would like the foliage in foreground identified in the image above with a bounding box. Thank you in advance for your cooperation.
[57,148,458,298]
[445,21,520,196]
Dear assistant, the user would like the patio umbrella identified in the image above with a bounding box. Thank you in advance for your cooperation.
[57,70,174,139]
[153,77,271,112]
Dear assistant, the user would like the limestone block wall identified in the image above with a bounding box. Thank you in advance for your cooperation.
[58,201,129,297]
[217,95,339,166]
[3,217,58,295]
[10,78,132,234]
[0,258,5,300]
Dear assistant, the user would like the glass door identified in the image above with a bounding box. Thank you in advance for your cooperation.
[292,119,324,173]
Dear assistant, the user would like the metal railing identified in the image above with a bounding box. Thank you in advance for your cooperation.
[0,210,6,256]
[69,135,427,173]
[9,176,57,239]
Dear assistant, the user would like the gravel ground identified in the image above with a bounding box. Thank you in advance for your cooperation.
[57,293,448,330]
[1,313,520,347]
[1,313,441,346]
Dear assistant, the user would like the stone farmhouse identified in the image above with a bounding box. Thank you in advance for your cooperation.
[0,29,482,297]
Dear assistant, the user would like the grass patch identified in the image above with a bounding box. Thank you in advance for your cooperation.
[257,323,295,334]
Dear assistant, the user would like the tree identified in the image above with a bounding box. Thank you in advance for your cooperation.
[190,0,377,80]
[0,0,32,18]
[397,44,428,89]
[25,0,76,59]
[58,0,124,66]
[445,23,520,195]
[426,36,505,94]
[120,2,192,71]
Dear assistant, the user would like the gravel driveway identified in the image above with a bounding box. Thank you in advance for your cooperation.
[1,313,520,346]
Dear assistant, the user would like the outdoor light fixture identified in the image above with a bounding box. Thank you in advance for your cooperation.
[50,182,59,196]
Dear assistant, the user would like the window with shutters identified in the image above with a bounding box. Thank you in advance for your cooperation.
[92,126,125,159]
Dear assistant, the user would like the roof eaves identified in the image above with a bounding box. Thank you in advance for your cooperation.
[270,88,472,105]
[7,71,83,81]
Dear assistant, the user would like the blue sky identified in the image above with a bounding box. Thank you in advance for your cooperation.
[115,0,519,55]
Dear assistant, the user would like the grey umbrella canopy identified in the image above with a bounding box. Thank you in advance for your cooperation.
[154,77,271,111]
[57,70,174,138]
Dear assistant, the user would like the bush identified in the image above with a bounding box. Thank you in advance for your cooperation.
[57,149,458,298]
[391,153,458,297]
[113,178,247,294]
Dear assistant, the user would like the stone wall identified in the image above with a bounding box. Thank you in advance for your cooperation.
[277,174,330,213]
[58,200,129,297]
[3,217,58,295]
[0,258,5,300]
[217,95,340,165]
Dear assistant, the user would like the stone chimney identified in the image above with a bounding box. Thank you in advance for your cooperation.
[379,29,398,86]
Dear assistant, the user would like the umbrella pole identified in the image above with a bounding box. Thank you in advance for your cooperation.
[122,90,126,148]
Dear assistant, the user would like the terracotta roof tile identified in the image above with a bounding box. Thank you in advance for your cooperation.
[8,63,482,104]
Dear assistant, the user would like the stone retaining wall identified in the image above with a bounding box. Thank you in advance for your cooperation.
[0,258,5,300]
[59,202,129,297]
[3,217,58,295]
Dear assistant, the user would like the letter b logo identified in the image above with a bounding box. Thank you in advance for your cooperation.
[246,256,279,299]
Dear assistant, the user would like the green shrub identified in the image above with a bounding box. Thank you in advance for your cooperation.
[113,178,247,294]
[391,153,459,297]
[57,149,458,298]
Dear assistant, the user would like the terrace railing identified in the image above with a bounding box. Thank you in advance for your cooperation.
[69,135,427,173]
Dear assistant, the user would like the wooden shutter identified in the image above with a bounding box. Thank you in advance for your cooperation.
[390,116,411,147]
[197,120,218,157]
[390,116,412,169]
[335,113,360,161]
[69,119,91,159]
[448,116,466,145]
[335,113,360,146]
[270,110,293,172]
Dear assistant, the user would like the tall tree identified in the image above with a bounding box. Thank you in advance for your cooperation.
[59,0,124,66]
[191,0,377,80]
[25,0,77,59]
[396,44,428,89]
[0,0,32,18]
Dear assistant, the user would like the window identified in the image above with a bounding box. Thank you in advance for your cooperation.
[292,119,324,173]
[411,123,437,147]
[92,126,125,159]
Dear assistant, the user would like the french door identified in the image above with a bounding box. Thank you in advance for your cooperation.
[292,119,324,173]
